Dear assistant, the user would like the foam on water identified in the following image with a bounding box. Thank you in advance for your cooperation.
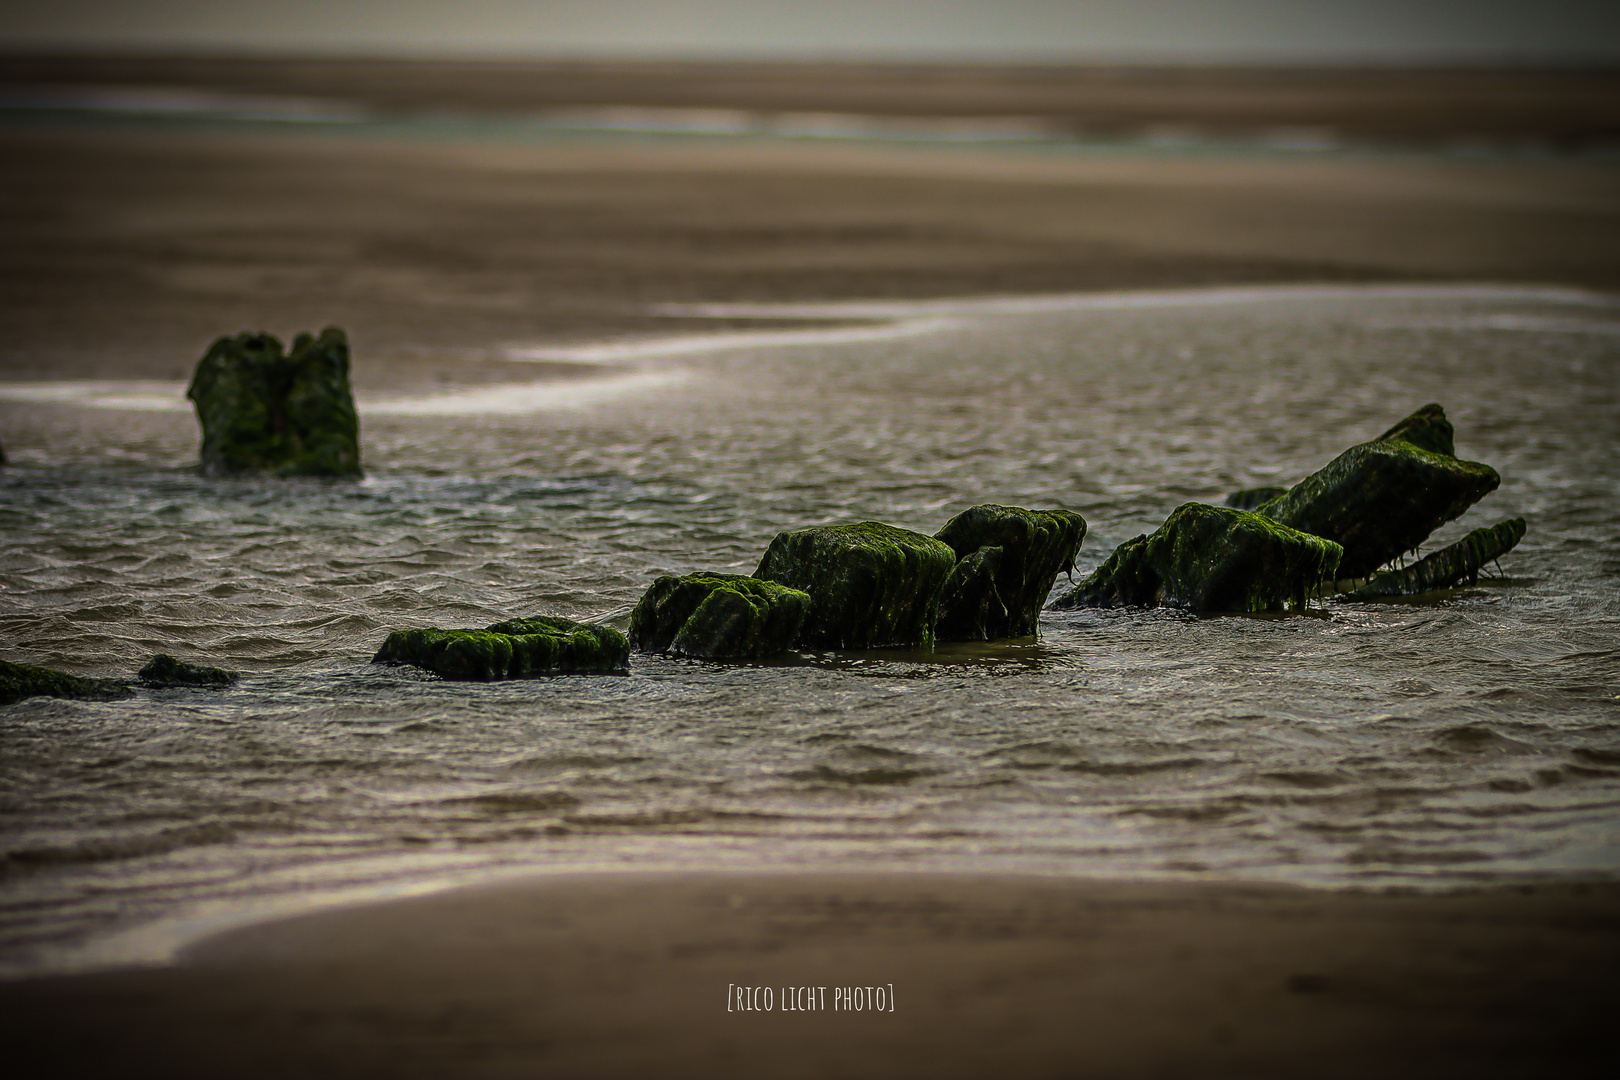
[2,283,1618,975]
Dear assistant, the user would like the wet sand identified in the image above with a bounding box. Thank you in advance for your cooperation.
[1,873,1615,1078]
[2,118,1618,392]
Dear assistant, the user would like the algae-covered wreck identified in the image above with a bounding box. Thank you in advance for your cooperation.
[1050,404,1527,614]
[188,327,362,478]
[357,407,1524,682]
[1050,503,1341,614]
[373,616,630,681]
[623,505,1089,663]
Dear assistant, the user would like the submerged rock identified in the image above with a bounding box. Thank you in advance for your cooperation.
[1346,518,1527,599]
[372,615,629,681]
[187,327,361,477]
[933,505,1087,641]
[136,654,239,688]
[1223,486,1288,511]
[1,659,130,705]
[755,521,957,650]
[1256,404,1499,579]
[1051,502,1342,613]
[630,573,811,660]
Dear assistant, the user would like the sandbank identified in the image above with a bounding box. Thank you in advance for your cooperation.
[2,871,1615,1077]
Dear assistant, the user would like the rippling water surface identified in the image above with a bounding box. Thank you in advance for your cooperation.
[2,285,1618,973]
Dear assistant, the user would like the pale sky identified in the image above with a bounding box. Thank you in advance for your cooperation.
[2,1,1617,62]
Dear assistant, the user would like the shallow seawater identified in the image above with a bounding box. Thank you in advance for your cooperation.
[2,284,1618,973]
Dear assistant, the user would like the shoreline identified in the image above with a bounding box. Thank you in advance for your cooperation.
[2,869,1615,1076]
[21,848,1620,981]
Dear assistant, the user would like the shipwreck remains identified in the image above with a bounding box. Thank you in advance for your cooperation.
[1254,404,1499,579]
[1051,502,1342,613]
[755,521,957,650]
[630,573,811,660]
[934,505,1087,641]
[1346,518,1527,599]
[137,654,239,689]
[187,327,362,477]
[1,659,130,705]
[373,615,629,681]
[1052,404,1522,615]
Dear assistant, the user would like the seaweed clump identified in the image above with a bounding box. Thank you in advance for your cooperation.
[1051,502,1342,613]
[1347,518,1527,599]
[136,654,239,689]
[933,504,1087,641]
[187,327,361,477]
[755,521,957,650]
[372,615,629,681]
[629,573,811,660]
[1,659,130,705]
[1255,404,1499,579]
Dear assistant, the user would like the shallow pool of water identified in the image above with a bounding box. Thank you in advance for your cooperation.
[2,284,1618,973]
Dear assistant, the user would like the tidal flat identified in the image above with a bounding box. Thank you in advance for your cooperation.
[1,74,1618,1073]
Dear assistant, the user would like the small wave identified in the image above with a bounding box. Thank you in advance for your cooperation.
[1433,725,1535,754]
[1345,846,1493,866]
[438,791,581,814]
[2,821,237,871]
[562,809,713,828]
[1256,770,1351,789]
[784,765,944,785]
[501,753,649,772]
[1117,803,1242,823]
[1061,756,1206,776]
[992,740,1082,759]
[837,744,923,762]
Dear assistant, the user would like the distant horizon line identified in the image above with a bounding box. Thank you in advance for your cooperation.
[4,46,1619,72]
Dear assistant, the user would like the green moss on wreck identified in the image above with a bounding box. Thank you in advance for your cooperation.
[935,545,1006,642]
[137,654,238,688]
[629,573,810,660]
[1373,402,1455,456]
[372,616,629,681]
[1052,502,1343,613]
[187,327,362,478]
[1223,486,1289,511]
[933,505,1087,641]
[1256,404,1498,579]
[1,659,130,705]
[1347,517,1527,598]
[755,521,957,650]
